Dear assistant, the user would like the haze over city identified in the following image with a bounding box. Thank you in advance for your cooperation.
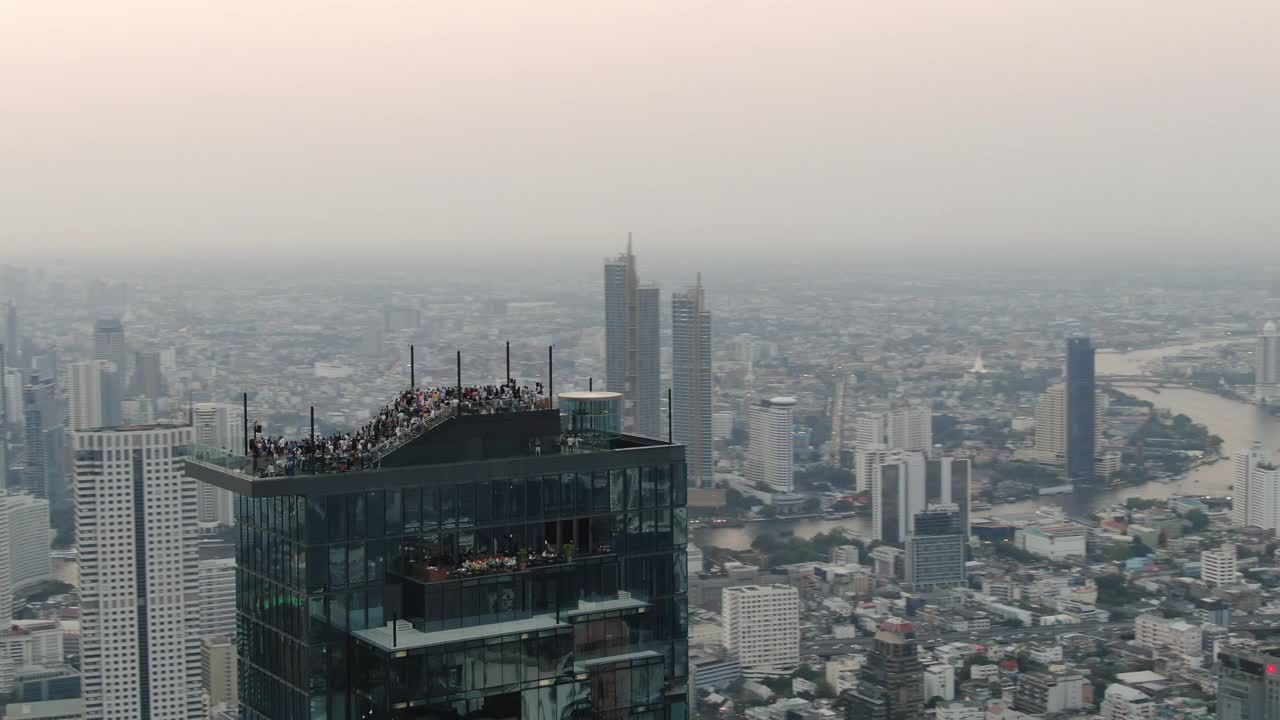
[4,1,1279,263]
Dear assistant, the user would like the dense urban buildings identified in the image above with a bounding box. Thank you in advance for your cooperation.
[187,392,689,720]
[672,274,713,487]
[722,584,800,673]
[845,618,923,720]
[74,424,204,719]
[748,397,797,493]
[604,239,661,437]
[1257,320,1280,406]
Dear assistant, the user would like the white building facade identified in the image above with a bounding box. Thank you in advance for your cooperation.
[1201,544,1238,587]
[1257,320,1280,405]
[1232,442,1280,530]
[74,425,204,719]
[722,584,800,671]
[748,398,796,492]
[4,493,51,591]
[191,403,241,526]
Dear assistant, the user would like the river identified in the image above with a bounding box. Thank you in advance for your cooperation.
[694,339,1280,550]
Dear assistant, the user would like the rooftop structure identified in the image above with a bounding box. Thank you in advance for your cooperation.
[186,376,689,720]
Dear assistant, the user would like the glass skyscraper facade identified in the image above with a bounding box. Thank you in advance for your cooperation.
[190,406,688,720]
[1065,337,1096,483]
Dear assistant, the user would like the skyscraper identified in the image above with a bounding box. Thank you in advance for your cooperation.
[749,397,797,492]
[3,493,52,593]
[1257,320,1280,406]
[604,238,661,437]
[1231,442,1280,531]
[67,360,122,431]
[73,424,204,719]
[672,274,712,487]
[92,319,127,375]
[0,344,7,482]
[4,303,19,370]
[130,350,166,400]
[872,453,971,545]
[846,618,924,720]
[855,408,932,452]
[186,383,689,719]
[906,506,966,592]
[22,376,64,508]
[1033,383,1105,467]
[1065,337,1097,483]
[191,403,242,525]
[1216,644,1280,720]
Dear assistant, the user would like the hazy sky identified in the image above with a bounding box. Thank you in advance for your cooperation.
[2,1,1278,263]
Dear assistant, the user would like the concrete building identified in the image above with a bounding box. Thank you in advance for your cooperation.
[604,239,661,438]
[923,662,955,702]
[66,360,121,431]
[202,636,237,715]
[74,424,204,719]
[1014,668,1085,715]
[855,448,898,493]
[1202,544,1239,587]
[1256,320,1280,406]
[831,545,860,566]
[1015,524,1087,560]
[3,493,51,591]
[906,506,966,592]
[1033,383,1105,469]
[1100,684,1154,720]
[722,584,800,671]
[749,397,797,492]
[672,275,713,487]
[1232,442,1280,530]
[1217,644,1280,720]
[712,411,733,441]
[197,557,236,640]
[846,618,924,720]
[854,408,932,452]
[191,403,241,526]
[1135,614,1203,658]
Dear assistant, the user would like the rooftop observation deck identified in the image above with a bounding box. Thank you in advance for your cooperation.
[185,387,679,498]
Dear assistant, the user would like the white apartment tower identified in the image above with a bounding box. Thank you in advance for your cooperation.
[722,584,800,671]
[74,424,204,719]
[1201,544,1238,588]
[1232,442,1280,530]
[748,397,797,492]
[1257,320,1280,405]
[191,403,241,525]
[198,557,237,639]
[3,493,52,592]
[855,408,932,451]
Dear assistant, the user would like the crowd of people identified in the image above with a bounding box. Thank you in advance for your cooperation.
[247,380,548,476]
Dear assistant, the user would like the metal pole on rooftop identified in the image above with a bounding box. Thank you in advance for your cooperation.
[410,344,415,389]
[456,350,462,398]
[668,388,673,443]
[310,406,315,444]
[243,393,248,455]
[506,341,510,383]
[589,377,592,392]
[548,345,554,408]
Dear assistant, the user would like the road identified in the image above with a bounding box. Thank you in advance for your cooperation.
[803,615,1280,656]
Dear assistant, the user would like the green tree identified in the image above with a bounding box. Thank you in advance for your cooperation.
[1186,509,1210,531]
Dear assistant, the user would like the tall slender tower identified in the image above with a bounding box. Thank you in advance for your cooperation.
[1065,337,1096,483]
[74,424,204,719]
[672,274,712,486]
[1257,320,1280,406]
[22,376,63,506]
[604,236,660,436]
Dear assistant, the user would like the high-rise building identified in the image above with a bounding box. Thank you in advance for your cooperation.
[845,618,923,720]
[1033,383,1105,468]
[855,408,932,452]
[0,344,7,482]
[3,493,52,592]
[129,350,166,400]
[1065,337,1097,482]
[722,584,799,672]
[67,360,123,431]
[191,403,242,526]
[202,636,238,716]
[749,397,797,492]
[672,275,713,487]
[1217,644,1280,720]
[198,557,237,639]
[73,424,203,719]
[906,506,966,592]
[1202,544,1239,587]
[4,303,19,370]
[92,319,127,379]
[1232,442,1280,530]
[1257,320,1280,406]
[1135,614,1203,658]
[604,238,661,437]
[855,448,898,493]
[872,453,971,545]
[22,376,64,509]
[186,390,689,719]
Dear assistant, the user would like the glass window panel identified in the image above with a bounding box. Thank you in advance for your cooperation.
[440,486,456,528]
[544,476,560,515]
[476,481,492,523]
[510,478,525,520]
[655,467,671,508]
[503,639,519,686]
[493,480,509,521]
[674,508,687,545]
[366,492,384,537]
[642,468,656,508]
[328,496,346,540]
[610,470,625,512]
[404,489,420,534]
[458,483,475,527]
[577,473,592,514]
[384,489,402,535]
[527,478,542,518]
[673,462,688,506]
[626,468,641,510]
[485,642,503,689]
[561,474,576,514]
[329,545,347,588]
[593,472,610,513]
[350,494,367,539]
